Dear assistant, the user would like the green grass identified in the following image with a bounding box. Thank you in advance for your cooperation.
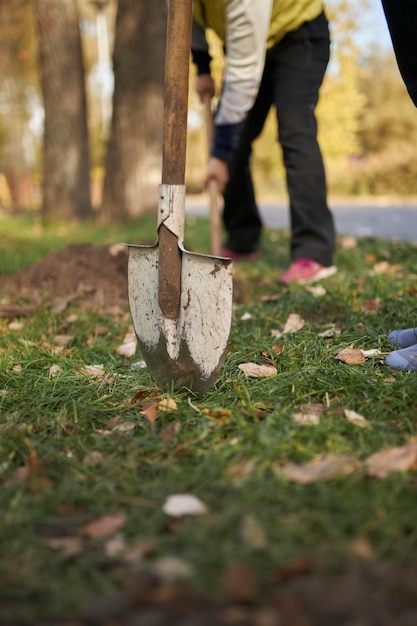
[1,212,417,622]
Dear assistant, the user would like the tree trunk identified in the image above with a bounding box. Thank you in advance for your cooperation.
[34,0,92,222]
[100,0,167,223]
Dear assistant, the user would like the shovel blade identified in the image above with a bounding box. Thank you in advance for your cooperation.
[128,244,233,395]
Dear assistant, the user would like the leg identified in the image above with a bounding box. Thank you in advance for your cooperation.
[222,71,273,252]
[271,11,336,266]
[382,0,417,106]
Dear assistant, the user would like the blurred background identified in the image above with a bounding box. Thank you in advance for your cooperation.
[1,0,415,224]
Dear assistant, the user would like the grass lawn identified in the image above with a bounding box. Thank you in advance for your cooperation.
[1,210,417,624]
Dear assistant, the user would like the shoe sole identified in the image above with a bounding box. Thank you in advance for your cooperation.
[279,265,337,285]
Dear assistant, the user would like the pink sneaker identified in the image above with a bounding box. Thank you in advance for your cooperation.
[221,247,261,262]
[278,258,337,285]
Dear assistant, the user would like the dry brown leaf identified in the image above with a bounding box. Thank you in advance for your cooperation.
[362,299,381,315]
[45,537,83,559]
[365,438,417,478]
[54,334,74,347]
[343,408,371,428]
[80,514,126,539]
[282,313,305,334]
[94,325,109,336]
[336,348,366,364]
[78,364,105,377]
[141,402,159,425]
[201,407,232,419]
[83,451,105,466]
[292,412,320,425]
[280,454,361,484]
[238,363,277,378]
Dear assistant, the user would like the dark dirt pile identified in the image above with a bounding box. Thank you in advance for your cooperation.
[0,243,130,309]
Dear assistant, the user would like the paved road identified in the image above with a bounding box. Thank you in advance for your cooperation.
[185,196,417,243]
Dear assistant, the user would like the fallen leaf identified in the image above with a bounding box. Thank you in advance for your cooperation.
[158,398,177,412]
[162,494,207,517]
[54,334,74,346]
[336,349,366,364]
[306,285,327,297]
[83,451,105,466]
[117,341,137,357]
[141,401,159,425]
[94,325,109,336]
[112,421,135,433]
[349,538,374,561]
[104,533,126,557]
[343,408,371,428]
[362,299,381,315]
[45,537,83,559]
[318,325,341,338]
[201,407,232,419]
[80,514,126,539]
[339,235,357,251]
[292,412,320,425]
[8,321,24,330]
[78,364,105,377]
[152,556,193,581]
[280,454,361,484]
[49,364,63,378]
[238,363,277,378]
[282,313,305,334]
[362,349,381,357]
[365,438,417,478]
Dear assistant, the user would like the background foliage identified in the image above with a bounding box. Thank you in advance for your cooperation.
[1,0,417,217]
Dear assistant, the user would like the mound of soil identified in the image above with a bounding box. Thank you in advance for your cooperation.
[0,243,130,309]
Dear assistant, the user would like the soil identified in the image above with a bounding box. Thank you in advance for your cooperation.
[0,243,130,310]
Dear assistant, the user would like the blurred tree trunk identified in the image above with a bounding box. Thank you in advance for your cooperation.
[100,0,167,223]
[34,0,92,222]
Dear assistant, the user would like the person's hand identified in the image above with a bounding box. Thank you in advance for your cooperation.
[204,157,229,194]
[195,73,215,103]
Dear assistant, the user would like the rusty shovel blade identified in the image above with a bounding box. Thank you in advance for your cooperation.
[126,0,233,394]
[127,239,233,395]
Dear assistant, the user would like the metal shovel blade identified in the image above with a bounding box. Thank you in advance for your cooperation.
[126,0,233,394]
[127,241,233,395]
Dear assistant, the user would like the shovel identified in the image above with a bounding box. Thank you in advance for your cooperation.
[127,0,233,395]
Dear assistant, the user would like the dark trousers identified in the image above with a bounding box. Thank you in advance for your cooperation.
[382,0,417,106]
[223,11,335,266]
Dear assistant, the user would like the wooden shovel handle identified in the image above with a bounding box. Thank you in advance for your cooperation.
[204,97,222,257]
[159,0,193,318]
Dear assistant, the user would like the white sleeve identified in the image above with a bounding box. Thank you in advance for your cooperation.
[216,0,273,125]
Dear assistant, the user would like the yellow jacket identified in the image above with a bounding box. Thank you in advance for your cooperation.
[191,0,325,160]
[193,0,324,50]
